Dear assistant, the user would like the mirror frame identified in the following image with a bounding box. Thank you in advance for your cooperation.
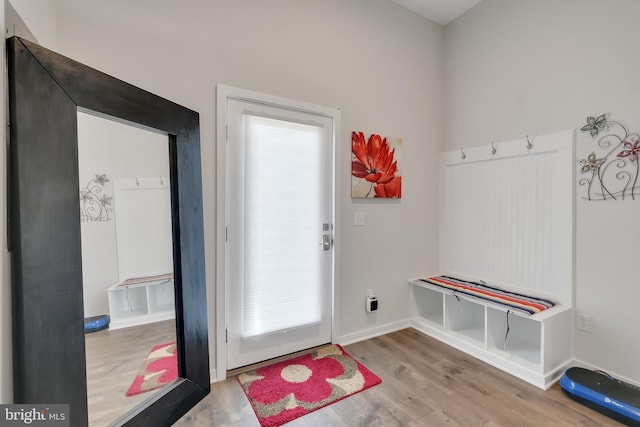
[7,36,209,426]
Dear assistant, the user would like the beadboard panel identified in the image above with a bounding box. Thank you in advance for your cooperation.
[439,131,574,306]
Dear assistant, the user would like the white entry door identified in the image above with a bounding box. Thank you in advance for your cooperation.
[224,92,337,370]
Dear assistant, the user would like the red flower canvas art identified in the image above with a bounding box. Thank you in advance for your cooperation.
[351,131,402,198]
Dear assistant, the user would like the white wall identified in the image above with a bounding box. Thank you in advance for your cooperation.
[6,0,56,47]
[52,0,443,376]
[444,0,640,384]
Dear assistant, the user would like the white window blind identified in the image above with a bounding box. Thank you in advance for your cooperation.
[242,114,324,339]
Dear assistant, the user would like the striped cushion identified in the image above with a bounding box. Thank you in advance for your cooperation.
[419,276,555,315]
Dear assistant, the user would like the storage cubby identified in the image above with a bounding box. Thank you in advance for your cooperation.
[445,294,484,345]
[487,307,541,370]
[411,284,443,327]
[410,279,572,389]
[108,277,175,330]
[148,280,174,314]
[109,285,148,320]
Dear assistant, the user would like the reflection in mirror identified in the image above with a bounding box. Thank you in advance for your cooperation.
[77,112,177,426]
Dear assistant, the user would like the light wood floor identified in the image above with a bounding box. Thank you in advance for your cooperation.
[84,319,176,426]
[175,328,623,426]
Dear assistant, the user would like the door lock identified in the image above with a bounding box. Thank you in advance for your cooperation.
[322,234,331,251]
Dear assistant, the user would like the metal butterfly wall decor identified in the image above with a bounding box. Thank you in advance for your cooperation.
[578,114,640,201]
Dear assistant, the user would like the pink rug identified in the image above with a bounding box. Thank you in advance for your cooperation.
[238,344,381,426]
[126,341,178,397]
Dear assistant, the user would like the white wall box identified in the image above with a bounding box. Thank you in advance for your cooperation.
[412,131,575,389]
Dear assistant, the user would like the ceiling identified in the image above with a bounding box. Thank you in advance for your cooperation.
[391,0,483,25]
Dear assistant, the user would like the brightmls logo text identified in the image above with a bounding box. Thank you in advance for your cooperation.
[4,408,45,424]
[0,405,68,427]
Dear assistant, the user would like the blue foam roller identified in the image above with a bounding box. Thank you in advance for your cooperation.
[84,315,110,333]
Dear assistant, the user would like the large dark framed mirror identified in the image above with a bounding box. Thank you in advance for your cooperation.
[7,36,209,426]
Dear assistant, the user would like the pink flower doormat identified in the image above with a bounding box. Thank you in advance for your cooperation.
[126,342,178,397]
[238,344,381,426]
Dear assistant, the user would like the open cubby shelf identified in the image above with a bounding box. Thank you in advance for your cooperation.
[107,277,175,330]
[410,279,573,389]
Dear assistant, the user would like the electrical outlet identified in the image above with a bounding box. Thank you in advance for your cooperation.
[576,312,591,332]
[366,295,378,312]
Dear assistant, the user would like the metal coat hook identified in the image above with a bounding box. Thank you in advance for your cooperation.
[136,177,140,187]
[160,176,164,186]
[526,135,533,151]
[490,141,497,156]
[460,147,466,160]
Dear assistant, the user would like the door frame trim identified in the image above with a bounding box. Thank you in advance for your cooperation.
[215,85,341,380]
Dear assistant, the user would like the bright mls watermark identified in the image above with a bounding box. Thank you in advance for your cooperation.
[0,405,69,427]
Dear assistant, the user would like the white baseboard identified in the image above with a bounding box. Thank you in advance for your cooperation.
[337,318,412,346]
[210,368,219,383]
